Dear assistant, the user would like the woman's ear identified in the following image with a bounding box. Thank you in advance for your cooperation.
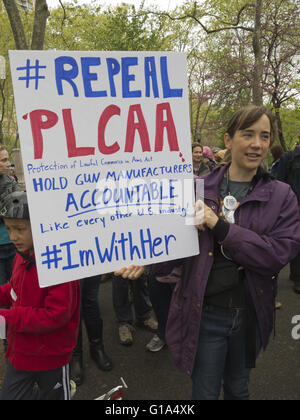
[224,133,232,150]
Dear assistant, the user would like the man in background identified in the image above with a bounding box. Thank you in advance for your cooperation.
[276,140,300,293]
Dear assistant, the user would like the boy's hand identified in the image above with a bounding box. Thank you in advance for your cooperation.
[114,265,145,280]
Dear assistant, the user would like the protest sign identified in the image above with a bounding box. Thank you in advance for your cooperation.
[9,50,199,287]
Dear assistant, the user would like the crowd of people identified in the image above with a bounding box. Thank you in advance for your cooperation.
[0,105,299,400]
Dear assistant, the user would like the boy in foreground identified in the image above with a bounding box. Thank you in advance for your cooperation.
[0,191,81,400]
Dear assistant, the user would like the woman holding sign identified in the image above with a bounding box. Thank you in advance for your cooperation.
[115,106,300,400]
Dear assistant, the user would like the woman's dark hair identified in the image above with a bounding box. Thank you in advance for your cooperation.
[226,106,277,145]
[192,142,203,152]
[270,145,284,162]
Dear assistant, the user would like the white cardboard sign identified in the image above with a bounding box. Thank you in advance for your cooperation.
[9,50,199,287]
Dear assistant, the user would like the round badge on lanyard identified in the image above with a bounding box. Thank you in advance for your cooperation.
[222,205,236,224]
[223,195,238,211]
[222,169,239,224]
[222,195,238,224]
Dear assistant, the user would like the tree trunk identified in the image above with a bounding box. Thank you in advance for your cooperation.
[0,80,5,145]
[252,0,263,106]
[273,104,286,151]
[31,0,50,50]
[3,0,50,51]
[0,124,4,144]
[2,0,28,50]
[194,96,202,138]
[189,94,195,140]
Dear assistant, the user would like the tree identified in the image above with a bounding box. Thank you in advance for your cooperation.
[161,0,300,148]
[252,0,263,105]
[262,0,300,150]
[31,0,50,49]
[0,0,50,145]
[46,2,172,52]
[0,3,23,145]
[152,0,264,105]
[2,0,50,50]
[2,0,28,50]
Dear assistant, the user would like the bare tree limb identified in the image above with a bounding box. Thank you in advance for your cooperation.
[58,0,67,33]
[57,0,71,48]
[203,3,255,28]
[146,1,254,35]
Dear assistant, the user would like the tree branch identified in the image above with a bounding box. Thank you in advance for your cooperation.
[56,0,71,48]
[203,3,255,28]
[147,1,254,35]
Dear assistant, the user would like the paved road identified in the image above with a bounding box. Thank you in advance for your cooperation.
[0,265,299,400]
[74,264,300,401]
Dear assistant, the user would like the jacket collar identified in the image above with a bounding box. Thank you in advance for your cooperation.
[17,251,36,271]
[196,164,273,204]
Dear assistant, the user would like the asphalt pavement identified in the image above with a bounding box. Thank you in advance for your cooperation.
[0,265,299,400]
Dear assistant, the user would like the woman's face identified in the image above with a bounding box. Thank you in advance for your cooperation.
[224,114,271,178]
[0,150,11,175]
[192,147,203,164]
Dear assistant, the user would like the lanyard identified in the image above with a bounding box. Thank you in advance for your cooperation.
[221,168,255,224]
[222,169,238,224]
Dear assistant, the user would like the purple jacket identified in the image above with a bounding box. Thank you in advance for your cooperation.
[153,165,300,377]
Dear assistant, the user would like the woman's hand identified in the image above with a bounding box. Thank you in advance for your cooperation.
[114,265,145,280]
[195,200,219,231]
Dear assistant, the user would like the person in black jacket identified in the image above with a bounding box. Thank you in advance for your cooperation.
[0,146,21,286]
[269,145,284,178]
[70,275,113,386]
[275,144,300,293]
